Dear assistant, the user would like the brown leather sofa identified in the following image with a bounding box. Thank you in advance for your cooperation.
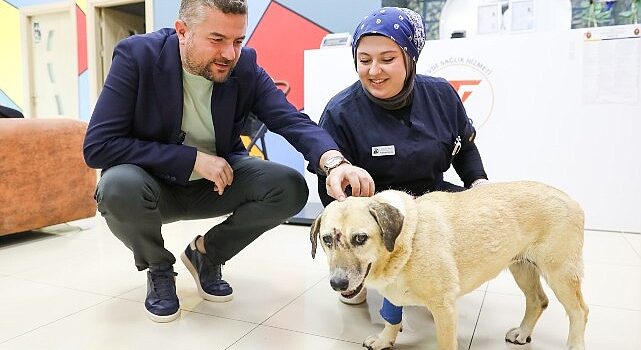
[0,118,97,236]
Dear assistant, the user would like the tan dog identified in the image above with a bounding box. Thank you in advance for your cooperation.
[310,181,588,350]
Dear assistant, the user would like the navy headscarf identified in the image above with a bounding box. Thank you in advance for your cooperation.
[352,7,426,110]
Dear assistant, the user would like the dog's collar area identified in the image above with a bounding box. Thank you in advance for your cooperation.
[341,263,372,299]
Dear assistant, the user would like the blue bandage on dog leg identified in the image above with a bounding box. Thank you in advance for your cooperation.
[380,298,403,325]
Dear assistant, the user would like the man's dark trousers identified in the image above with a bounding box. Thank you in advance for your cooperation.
[95,157,308,270]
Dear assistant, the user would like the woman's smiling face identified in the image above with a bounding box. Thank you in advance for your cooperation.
[356,35,407,99]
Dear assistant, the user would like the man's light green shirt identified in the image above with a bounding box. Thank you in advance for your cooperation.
[181,68,216,181]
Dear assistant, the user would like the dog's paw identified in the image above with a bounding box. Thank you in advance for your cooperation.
[362,334,394,350]
[505,327,532,345]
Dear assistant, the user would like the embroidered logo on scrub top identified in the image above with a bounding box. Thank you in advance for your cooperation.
[372,145,395,156]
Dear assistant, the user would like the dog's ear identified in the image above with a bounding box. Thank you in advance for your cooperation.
[369,201,404,252]
[310,213,322,259]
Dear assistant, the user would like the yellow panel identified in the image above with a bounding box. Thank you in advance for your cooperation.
[0,2,23,108]
[76,0,87,14]
[240,135,265,159]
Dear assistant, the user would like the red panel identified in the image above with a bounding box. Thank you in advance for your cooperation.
[76,5,87,75]
[246,1,329,110]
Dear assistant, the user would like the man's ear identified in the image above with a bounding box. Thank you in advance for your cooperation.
[310,213,322,259]
[175,19,187,40]
[368,201,404,252]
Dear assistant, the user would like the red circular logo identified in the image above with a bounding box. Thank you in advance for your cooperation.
[429,63,495,130]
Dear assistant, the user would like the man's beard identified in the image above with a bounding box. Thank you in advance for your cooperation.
[184,42,235,83]
[185,57,235,83]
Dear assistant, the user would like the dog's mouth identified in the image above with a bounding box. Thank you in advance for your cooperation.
[340,263,372,299]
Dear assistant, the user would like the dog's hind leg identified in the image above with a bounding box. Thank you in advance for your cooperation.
[545,270,588,350]
[505,261,549,345]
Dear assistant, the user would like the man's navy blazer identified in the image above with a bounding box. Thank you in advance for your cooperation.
[84,28,336,185]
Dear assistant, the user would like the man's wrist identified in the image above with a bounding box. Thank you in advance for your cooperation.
[323,154,351,176]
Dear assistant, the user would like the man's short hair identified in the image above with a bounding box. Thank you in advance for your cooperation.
[179,0,247,27]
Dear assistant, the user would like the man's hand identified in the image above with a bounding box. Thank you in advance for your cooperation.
[326,163,375,201]
[193,151,233,195]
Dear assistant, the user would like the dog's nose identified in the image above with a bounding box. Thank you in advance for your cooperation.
[330,276,349,291]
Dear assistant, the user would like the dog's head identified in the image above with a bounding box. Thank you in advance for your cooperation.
[310,191,410,300]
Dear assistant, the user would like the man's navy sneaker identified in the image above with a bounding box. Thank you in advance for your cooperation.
[181,236,233,302]
[145,267,180,322]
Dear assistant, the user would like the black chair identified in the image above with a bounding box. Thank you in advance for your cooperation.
[242,80,290,160]
[0,106,24,118]
[243,114,269,159]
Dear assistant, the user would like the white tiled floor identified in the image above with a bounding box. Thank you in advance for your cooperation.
[0,219,639,350]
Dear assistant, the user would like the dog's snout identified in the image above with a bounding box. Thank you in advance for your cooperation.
[330,275,349,291]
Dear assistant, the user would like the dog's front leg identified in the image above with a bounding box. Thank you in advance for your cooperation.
[431,304,458,350]
[362,322,402,350]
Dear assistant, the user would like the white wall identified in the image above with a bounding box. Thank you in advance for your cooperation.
[304,26,641,233]
[439,0,572,39]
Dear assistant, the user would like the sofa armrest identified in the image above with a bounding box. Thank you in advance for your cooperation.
[0,118,97,236]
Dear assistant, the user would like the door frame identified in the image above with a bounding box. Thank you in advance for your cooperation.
[20,1,79,119]
[87,0,153,108]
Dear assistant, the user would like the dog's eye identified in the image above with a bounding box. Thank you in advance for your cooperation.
[352,234,368,246]
[322,235,333,246]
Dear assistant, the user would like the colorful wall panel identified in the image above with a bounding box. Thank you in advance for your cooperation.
[152,0,179,29]
[0,0,380,173]
[277,0,380,34]
[0,1,23,110]
[246,0,359,172]
[0,0,88,119]
[247,1,330,110]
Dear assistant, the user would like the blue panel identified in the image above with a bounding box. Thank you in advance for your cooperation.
[152,0,180,30]
[246,0,271,40]
[0,89,21,111]
[78,70,90,121]
[6,0,54,7]
[264,130,305,174]
[276,0,381,33]
[151,0,269,38]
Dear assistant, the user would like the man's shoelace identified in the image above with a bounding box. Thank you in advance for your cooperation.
[200,253,223,281]
[151,272,177,299]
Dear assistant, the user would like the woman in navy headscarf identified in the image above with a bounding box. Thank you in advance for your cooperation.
[317,7,489,333]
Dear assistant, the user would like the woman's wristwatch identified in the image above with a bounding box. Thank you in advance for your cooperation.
[323,155,351,176]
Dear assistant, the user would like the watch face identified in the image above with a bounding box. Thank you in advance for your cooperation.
[324,156,344,174]
[327,157,341,167]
